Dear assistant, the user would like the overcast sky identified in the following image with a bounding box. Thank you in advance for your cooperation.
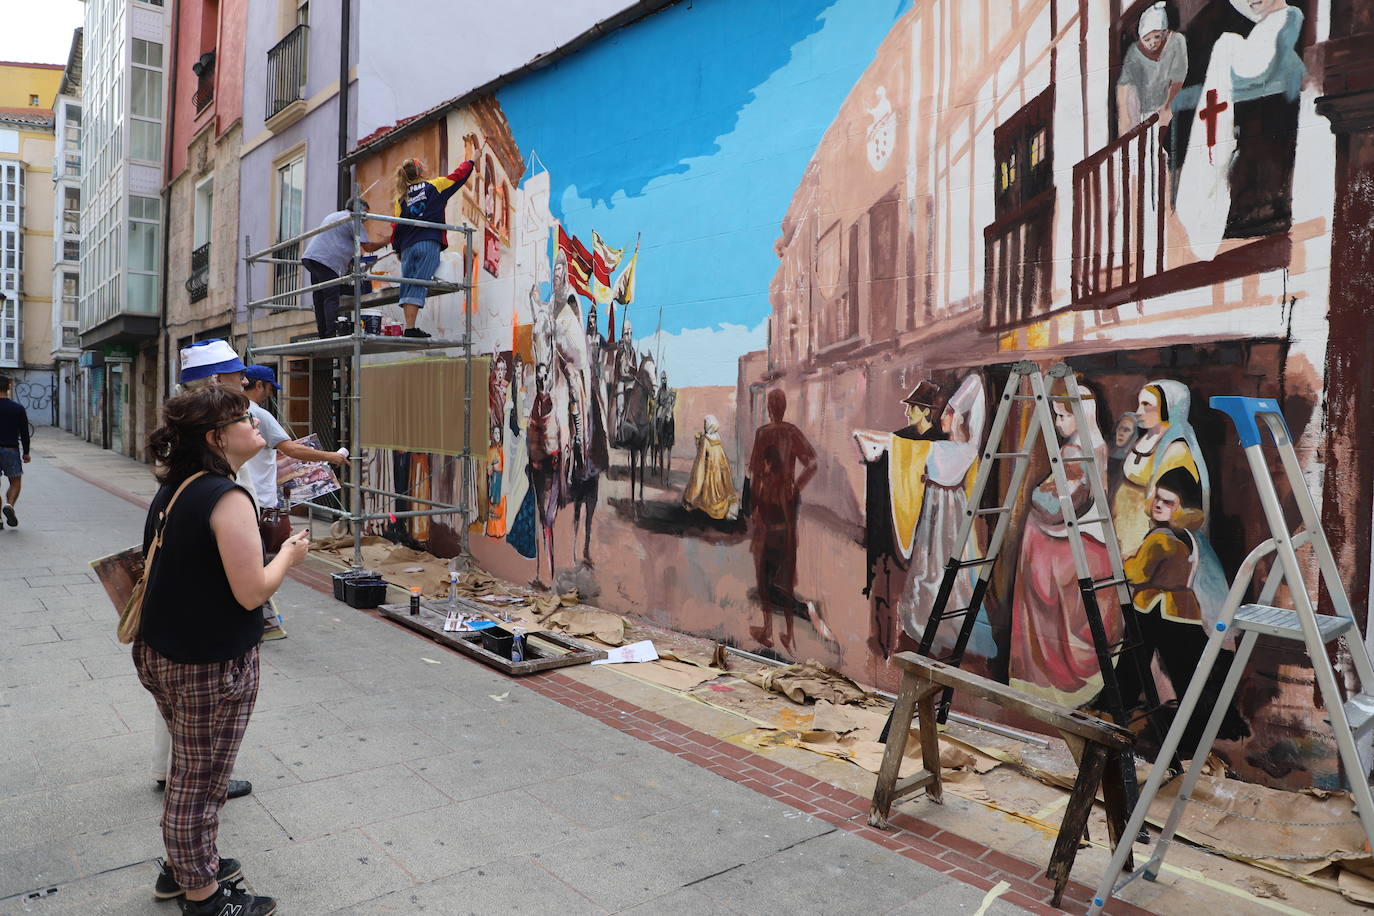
[0,0,84,67]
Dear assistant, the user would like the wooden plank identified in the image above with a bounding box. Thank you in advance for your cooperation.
[916,688,943,806]
[892,653,1133,748]
[378,604,605,675]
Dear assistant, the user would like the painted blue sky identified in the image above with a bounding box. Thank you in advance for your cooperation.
[496,0,911,386]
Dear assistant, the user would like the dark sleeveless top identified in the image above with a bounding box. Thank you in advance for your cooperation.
[140,473,263,663]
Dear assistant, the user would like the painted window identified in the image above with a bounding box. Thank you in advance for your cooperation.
[0,161,21,224]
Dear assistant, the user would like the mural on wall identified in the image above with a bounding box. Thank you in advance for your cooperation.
[355,0,1352,787]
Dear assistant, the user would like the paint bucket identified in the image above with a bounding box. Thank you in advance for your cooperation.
[360,309,383,335]
[383,319,403,337]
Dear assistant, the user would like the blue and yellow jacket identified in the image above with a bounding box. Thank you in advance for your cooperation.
[391,160,475,252]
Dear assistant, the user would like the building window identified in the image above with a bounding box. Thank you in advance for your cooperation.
[62,272,79,323]
[272,154,304,307]
[127,195,160,314]
[29,94,39,107]
[63,186,81,236]
[193,177,214,248]
[130,39,164,163]
[0,161,21,224]
[0,295,16,364]
[985,86,1056,329]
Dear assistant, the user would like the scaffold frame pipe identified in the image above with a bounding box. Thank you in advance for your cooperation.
[242,190,477,573]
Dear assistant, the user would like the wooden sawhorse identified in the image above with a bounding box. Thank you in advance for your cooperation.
[869,653,1136,907]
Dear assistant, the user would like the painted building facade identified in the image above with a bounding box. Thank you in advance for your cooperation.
[0,61,63,426]
[343,0,1371,790]
[163,0,248,396]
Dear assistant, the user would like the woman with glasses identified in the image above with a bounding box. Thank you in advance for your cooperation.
[132,385,309,916]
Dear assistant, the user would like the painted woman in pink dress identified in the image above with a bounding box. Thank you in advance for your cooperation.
[1009,388,1123,705]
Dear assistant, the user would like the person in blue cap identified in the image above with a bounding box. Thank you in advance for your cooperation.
[242,363,347,640]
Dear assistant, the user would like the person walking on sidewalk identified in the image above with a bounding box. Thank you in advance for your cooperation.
[0,374,31,529]
[300,199,386,339]
[135,385,309,916]
[390,157,475,337]
[241,364,347,639]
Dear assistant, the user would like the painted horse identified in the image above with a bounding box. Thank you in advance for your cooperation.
[616,353,658,506]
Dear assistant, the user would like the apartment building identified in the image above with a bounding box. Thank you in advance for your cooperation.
[0,60,62,426]
[51,31,83,434]
[76,0,168,454]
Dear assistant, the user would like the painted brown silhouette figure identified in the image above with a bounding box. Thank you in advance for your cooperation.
[747,389,819,652]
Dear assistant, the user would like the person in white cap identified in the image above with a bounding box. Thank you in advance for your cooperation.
[177,339,247,392]
[1116,1,1187,134]
[241,364,347,640]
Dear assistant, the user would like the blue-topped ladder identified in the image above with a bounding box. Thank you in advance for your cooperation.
[1089,396,1374,915]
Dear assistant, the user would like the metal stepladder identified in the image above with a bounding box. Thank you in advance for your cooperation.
[916,360,1170,818]
[1089,396,1374,915]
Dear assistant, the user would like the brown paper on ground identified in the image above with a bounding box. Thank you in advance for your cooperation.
[619,658,721,691]
[811,700,999,773]
[543,608,627,646]
[1339,868,1374,906]
[743,660,882,706]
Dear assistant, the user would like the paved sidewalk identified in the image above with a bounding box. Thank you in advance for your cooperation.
[1,428,1032,915]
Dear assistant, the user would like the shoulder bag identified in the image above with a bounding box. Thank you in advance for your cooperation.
[109,471,207,644]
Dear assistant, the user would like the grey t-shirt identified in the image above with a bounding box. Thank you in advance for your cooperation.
[239,401,290,509]
[301,210,358,275]
[1118,32,1188,122]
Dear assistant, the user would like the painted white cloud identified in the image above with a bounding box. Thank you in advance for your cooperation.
[634,320,766,389]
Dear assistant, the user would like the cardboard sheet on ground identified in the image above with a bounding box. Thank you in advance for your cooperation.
[961,728,1374,876]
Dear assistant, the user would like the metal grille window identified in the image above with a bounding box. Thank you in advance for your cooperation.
[266,25,309,119]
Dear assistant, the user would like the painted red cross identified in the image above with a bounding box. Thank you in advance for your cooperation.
[1198,88,1229,149]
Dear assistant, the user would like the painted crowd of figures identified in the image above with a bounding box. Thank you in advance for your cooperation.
[858,371,1249,750]
[480,257,678,588]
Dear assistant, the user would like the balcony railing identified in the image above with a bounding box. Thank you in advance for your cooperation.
[1071,116,1167,307]
[193,68,215,112]
[265,25,309,120]
[983,188,1056,330]
[186,242,210,302]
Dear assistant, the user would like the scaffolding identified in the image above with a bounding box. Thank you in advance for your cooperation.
[242,193,477,570]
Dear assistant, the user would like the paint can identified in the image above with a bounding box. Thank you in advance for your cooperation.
[360,309,383,335]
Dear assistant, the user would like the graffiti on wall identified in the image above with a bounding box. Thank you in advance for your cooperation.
[7,369,55,426]
[355,0,1344,787]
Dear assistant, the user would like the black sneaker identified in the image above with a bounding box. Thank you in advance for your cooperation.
[176,877,275,916]
[154,857,243,900]
[2,505,15,527]
[402,327,431,338]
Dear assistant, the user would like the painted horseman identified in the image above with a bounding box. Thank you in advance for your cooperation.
[612,317,638,446]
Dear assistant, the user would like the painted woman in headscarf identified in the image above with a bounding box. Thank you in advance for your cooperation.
[683,415,737,520]
[1010,384,1124,706]
[1117,1,1188,134]
[896,374,987,647]
[1111,380,1200,557]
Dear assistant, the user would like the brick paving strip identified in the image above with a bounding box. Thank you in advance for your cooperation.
[58,462,1149,916]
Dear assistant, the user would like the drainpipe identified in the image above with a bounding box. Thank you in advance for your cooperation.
[337,0,351,207]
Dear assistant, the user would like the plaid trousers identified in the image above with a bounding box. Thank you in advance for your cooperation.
[133,640,260,891]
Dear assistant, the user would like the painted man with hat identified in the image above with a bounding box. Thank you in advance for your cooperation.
[854,378,947,659]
